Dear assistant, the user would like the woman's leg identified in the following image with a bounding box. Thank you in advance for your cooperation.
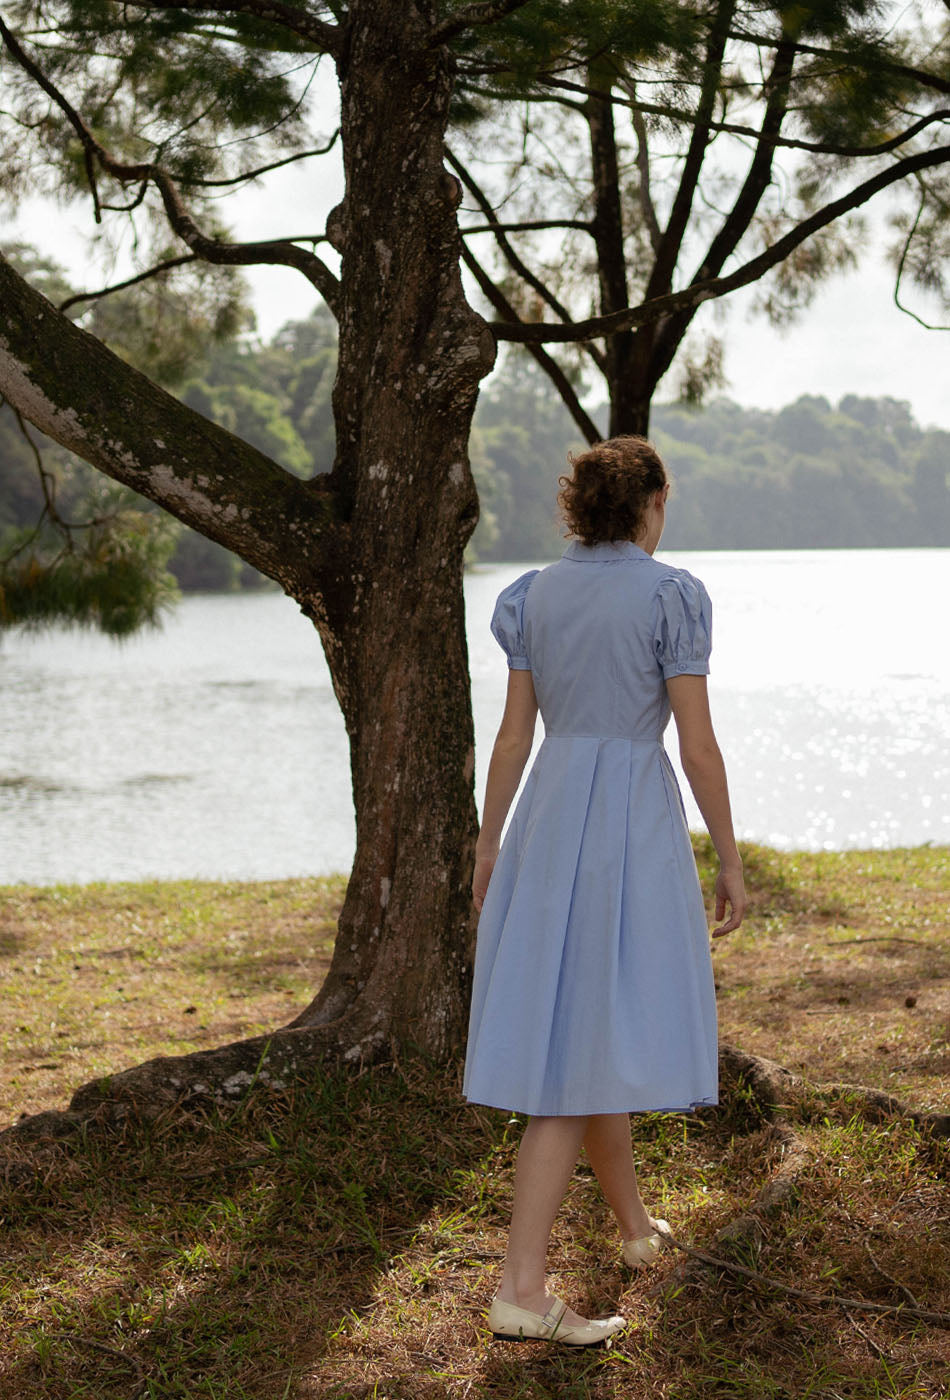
[496,1114,589,1318]
[582,1113,655,1240]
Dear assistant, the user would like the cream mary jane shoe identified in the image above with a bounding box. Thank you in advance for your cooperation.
[622,1218,672,1270]
[489,1294,626,1347]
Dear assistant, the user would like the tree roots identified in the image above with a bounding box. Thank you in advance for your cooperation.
[647,1043,949,1334]
[0,1016,392,1147]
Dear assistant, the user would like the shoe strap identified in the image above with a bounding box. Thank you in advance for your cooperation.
[538,1297,568,1337]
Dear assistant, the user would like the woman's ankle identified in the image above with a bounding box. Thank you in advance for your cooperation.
[620,1208,657,1241]
[496,1273,548,1311]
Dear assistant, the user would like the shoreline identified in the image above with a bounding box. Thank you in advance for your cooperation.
[3,833,950,891]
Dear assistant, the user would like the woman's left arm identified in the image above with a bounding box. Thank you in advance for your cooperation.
[472,669,538,912]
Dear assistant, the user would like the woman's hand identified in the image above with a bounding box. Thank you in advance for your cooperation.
[472,850,497,913]
[712,865,746,937]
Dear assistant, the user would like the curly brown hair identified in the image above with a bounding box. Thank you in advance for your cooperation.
[557,435,668,546]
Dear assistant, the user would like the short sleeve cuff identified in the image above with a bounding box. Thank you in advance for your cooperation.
[507,656,532,671]
[661,659,710,680]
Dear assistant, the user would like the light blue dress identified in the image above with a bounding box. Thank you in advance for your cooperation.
[463,538,720,1116]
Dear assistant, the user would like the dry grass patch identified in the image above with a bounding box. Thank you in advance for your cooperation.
[2,1066,947,1399]
[701,840,950,1113]
[0,876,344,1126]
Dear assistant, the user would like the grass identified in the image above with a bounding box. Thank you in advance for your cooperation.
[0,876,344,1126]
[0,844,948,1398]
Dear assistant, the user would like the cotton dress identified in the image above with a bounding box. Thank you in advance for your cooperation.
[462,538,720,1117]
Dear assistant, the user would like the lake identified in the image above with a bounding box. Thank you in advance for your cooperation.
[2,548,948,884]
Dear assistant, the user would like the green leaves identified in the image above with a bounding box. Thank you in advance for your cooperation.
[455,0,700,78]
[0,505,180,638]
[1,2,326,209]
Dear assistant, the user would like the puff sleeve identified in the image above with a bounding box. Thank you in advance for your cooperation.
[652,570,712,679]
[490,569,539,670]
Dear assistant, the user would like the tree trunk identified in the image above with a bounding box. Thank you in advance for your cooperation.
[604,327,656,437]
[289,0,495,1059]
[584,67,656,442]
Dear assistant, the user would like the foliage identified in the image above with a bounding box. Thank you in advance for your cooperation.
[81,257,252,390]
[0,284,333,601]
[0,501,180,637]
[0,237,264,613]
[4,285,947,593]
[0,398,187,625]
[1,2,946,611]
[0,234,261,622]
[1,3,946,620]
[654,394,950,550]
[0,1,322,199]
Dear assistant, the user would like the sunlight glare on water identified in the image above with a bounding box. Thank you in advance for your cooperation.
[470,548,950,856]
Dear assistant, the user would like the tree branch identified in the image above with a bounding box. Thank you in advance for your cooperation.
[0,394,120,570]
[0,253,339,593]
[446,146,604,371]
[462,219,594,234]
[651,37,797,380]
[586,58,628,316]
[125,0,341,54]
[630,101,662,255]
[494,70,950,160]
[0,16,340,311]
[58,255,200,312]
[726,27,950,99]
[491,143,950,342]
[893,189,950,331]
[583,55,633,422]
[645,0,735,301]
[58,236,330,313]
[178,131,340,187]
[460,243,601,445]
[430,0,532,45]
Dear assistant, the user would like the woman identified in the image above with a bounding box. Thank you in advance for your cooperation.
[464,435,746,1348]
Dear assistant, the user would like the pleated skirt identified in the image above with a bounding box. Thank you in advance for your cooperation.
[462,734,719,1116]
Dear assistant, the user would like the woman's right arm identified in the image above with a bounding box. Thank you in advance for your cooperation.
[472,669,539,913]
[665,673,746,937]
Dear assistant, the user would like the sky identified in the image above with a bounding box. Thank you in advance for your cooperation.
[7,73,949,432]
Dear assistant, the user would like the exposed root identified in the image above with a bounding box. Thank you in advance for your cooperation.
[719,1042,950,1139]
[863,1241,921,1308]
[660,1044,949,1325]
[719,1044,800,1118]
[814,1080,950,1139]
[43,1332,145,1385]
[662,1232,950,1329]
[0,1019,392,1148]
[656,1116,811,1300]
[2,1037,945,1163]
[715,1119,811,1252]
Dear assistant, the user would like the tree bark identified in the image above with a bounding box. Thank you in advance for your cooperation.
[290,0,496,1059]
[585,58,643,438]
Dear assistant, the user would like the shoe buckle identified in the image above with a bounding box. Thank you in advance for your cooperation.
[539,1302,566,1338]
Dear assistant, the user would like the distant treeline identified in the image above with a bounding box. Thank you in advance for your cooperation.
[2,306,947,591]
[472,357,950,558]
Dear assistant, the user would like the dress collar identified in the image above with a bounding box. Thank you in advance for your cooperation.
[561,538,651,562]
